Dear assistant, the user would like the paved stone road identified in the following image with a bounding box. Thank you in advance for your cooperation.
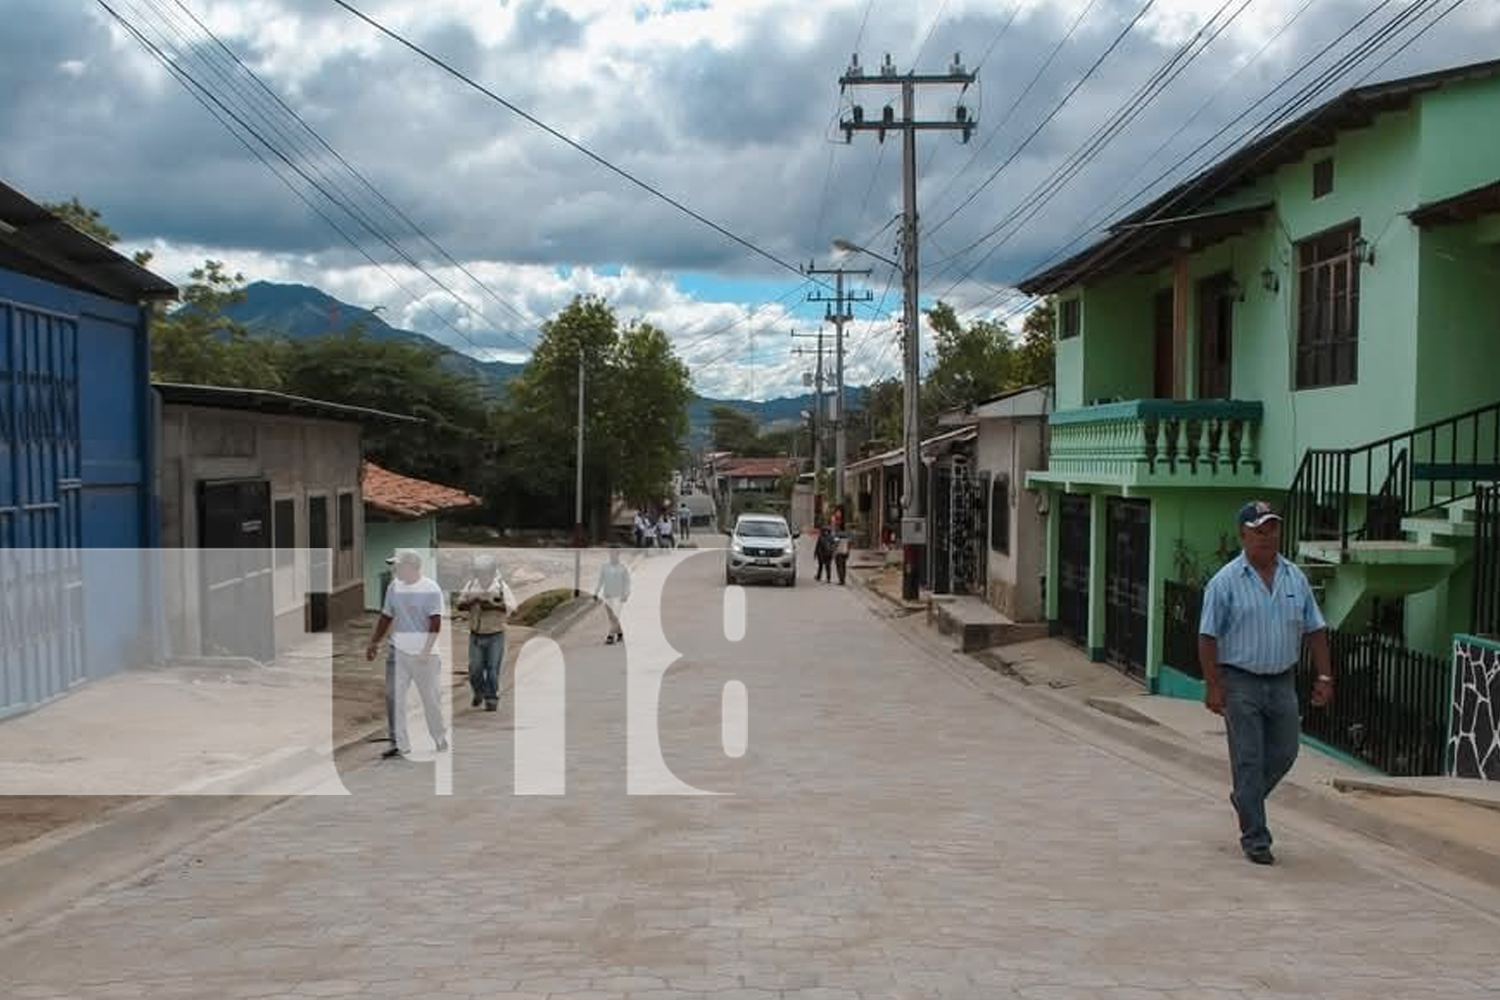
[5,544,1500,999]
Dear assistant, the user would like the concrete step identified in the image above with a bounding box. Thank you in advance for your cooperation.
[1400,515,1476,541]
[1299,539,1458,566]
[928,596,1047,653]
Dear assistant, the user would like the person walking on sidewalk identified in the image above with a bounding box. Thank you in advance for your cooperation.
[1198,500,1334,866]
[457,554,515,712]
[814,525,836,582]
[366,549,449,759]
[833,528,850,585]
[593,548,632,645]
[657,509,676,550]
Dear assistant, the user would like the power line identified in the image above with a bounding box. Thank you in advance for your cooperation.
[1357,0,1471,82]
[922,0,1158,242]
[927,0,1254,299]
[327,0,819,285]
[109,0,538,357]
[922,0,1104,229]
[159,0,543,344]
[97,0,527,363]
[995,0,1441,300]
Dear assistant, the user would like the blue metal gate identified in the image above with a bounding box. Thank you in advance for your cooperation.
[0,296,86,717]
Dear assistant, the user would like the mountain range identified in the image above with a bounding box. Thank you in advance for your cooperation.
[222,281,865,444]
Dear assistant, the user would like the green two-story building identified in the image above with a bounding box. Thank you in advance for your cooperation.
[1021,59,1500,695]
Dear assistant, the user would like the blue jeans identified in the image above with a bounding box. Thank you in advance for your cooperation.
[469,632,507,701]
[1222,666,1301,852]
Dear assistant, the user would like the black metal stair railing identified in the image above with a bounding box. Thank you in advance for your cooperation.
[1282,399,1500,561]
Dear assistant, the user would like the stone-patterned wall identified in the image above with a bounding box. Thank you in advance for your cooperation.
[1449,636,1500,780]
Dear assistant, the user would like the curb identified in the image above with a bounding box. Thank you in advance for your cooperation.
[853,583,1500,892]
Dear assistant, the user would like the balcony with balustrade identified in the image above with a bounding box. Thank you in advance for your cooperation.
[1026,399,1265,491]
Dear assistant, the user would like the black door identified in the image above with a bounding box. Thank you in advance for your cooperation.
[1153,289,1175,399]
[1057,494,1091,646]
[306,496,330,634]
[198,480,274,661]
[1104,497,1151,679]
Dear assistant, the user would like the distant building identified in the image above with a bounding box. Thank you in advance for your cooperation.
[361,461,480,611]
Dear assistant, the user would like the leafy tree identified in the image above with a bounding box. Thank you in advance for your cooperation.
[278,328,491,493]
[494,296,691,531]
[709,405,761,454]
[849,376,902,456]
[150,261,284,389]
[1014,298,1056,388]
[923,301,1014,428]
[42,196,153,267]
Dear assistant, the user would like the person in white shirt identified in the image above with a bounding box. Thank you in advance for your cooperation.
[593,548,632,645]
[643,513,659,553]
[657,510,675,550]
[456,554,516,712]
[366,549,448,758]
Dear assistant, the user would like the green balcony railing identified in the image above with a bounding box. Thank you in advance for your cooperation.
[1041,399,1264,487]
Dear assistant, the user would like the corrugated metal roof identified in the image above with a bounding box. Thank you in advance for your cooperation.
[154,382,422,424]
[1019,58,1500,295]
[845,425,978,474]
[1408,177,1500,227]
[0,181,178,302]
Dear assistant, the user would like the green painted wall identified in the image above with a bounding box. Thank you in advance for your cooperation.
[364,518,437,611]
[1415,75,1500,203]
[1145,489,1246,679]
[1055,319,1085,412]
[1416,221,1500,425]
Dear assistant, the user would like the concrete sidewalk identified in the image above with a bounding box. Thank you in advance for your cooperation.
[850,562,1500,887]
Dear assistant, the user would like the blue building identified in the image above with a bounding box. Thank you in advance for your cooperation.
[0,182,177,717]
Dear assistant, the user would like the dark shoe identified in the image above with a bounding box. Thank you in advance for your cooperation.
[435,738,449,753]
[381,746,405,759]
[1245,846,1275,866]
[484,700,498,712]
[471,693,483,708]
[617,632,624,643]
[605,634,616,645]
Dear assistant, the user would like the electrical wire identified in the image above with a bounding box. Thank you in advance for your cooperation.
[1356,0,1472,83]
[98,0,530,362]
[922,0,1158,242]
[160,0,543,344]
[327,0,822,285]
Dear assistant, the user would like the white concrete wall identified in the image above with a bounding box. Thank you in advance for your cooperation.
[158,405,365,657]
[974,416,1048,622]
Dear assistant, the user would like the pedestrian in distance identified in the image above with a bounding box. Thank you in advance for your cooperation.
[834,528,850,585]
[814,525,836,582]
[593,547,632,645]
[456,553,515,712]
[366,549,449,758]
[633,510,647,549]
[678,502,691,541]
[1198,500,1334,866]
[658,509,676,550]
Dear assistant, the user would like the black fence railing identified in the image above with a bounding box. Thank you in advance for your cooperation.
[1297,629,1450,776]
[1282,399,1500,560]
[1473,485,1500,639]
[1162,581,1204,679]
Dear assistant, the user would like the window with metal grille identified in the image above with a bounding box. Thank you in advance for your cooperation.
[1313,158,1334,198]
[274,498,295,567]
[990,473,1011,554]
[1059,298,1081,340]
[1295,222,1360,389]
[337,492,355,551]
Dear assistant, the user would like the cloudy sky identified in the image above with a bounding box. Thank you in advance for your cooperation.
[2,0,1496,399]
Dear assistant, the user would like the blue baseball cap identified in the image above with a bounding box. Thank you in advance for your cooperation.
[1237,500,1282,528]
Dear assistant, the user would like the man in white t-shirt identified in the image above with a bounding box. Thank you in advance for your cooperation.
[366,549,448,758]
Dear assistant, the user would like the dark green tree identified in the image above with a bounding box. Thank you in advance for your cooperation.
[1014,298,1057,388]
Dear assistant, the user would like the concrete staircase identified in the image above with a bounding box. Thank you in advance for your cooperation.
[928,596,1049,653]
[1298,495,1477,629]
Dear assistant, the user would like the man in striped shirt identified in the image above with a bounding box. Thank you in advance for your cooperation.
[1199,500,1335,866]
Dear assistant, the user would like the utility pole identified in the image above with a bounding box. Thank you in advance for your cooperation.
[840,52,976,601]
[573,350,585,596]
[792,326,833,521]
[805,262,873,515]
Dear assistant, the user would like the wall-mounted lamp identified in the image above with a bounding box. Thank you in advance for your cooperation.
[1260,267,1280,294]
[1353,236,1376,266]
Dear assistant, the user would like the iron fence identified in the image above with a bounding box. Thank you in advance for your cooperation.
[1297,629,1450,776]
[1162,581,1204,679]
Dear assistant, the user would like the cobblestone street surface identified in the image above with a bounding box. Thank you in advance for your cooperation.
[4,544,1500,999]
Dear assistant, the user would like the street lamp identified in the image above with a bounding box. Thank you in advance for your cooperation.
[832,234,924,602]
[831,238,897,268]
